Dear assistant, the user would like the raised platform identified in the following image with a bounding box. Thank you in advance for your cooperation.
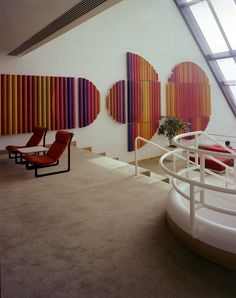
[167,182,236,269]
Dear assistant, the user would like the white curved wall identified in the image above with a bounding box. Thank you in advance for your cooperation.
[167,186,236,254]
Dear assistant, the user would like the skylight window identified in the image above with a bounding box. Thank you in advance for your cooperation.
[230,86,236,105]
[217,58,236,81]
[174,0,236,117]
[211,0,236,50]
[190,2,228,53]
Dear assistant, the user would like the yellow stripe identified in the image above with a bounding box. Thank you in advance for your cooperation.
[42,76,47,127]
[18,76,23,133]
[33,77,37,126]
[37,76,42,125]
[23,76,28,132]
[146,82,150,122]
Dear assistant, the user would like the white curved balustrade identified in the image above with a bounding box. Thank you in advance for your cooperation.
[160,131,236,263]
[135,131,236,268]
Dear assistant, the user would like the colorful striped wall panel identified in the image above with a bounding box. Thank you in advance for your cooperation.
[106,80,126,124]
[127,53,161,151]
[127,52,158,81]
[0,74,76,136]
[78,78,100,128]
[166,62,211,133]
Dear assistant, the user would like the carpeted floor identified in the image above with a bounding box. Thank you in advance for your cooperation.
[1,147,236,298]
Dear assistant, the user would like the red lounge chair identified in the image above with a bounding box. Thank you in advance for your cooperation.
[190,144,235,173]
[5,126,47,163]
[190,156,233,173]
[198,144,235,153]
[24,130,74,177]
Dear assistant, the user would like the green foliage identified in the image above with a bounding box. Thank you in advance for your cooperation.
[158,116,190,146]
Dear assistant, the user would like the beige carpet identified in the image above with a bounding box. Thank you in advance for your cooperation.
[1,147,236,298]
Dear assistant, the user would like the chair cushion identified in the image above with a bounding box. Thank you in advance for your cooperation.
[205,157,233,172]
[199,144,232,153]
[5,145,25,152]
[24,154,56,166]
[47,131,73,160]
[47,142,67,161]
[6,127,46,152]
[26,126,47,147]
[190,156,233,172]
[55,131,73,144]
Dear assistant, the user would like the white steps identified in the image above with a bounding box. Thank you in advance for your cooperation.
[78,147,169,184]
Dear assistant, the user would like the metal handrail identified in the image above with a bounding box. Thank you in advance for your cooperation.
[134,135,236,191]
[134,132,236,239]
[173,130,236,183]
[134,136,186,176]
[208,133,236,144]
[164,131,235,238]
[159,150,236,194]
[173,131,236,157]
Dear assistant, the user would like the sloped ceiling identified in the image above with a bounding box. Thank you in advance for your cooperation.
[0,0,121,56]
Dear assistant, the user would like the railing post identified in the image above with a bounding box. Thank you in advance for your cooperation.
[200,153,205,204]
[135,137,138,176]
[190,184,197,238]
[234,159,236,184]
[225,169,229,188]
[194,133,199,164]
[173,153,176,173]
[186,150,190,178]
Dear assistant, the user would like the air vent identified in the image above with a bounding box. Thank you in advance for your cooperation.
[8,0,109,56]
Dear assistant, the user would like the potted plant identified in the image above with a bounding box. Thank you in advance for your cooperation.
[158,116,190,147]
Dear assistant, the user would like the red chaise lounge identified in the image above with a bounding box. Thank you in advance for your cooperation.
[190,144,235,173]
[24,130,74,177]
[6,126,47,163]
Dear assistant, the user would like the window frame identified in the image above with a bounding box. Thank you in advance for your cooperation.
[174,0,236,117]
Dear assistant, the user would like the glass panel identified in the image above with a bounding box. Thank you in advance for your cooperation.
[229,86,236,104]
[211,0,236,50]
[190,1,229,53]
[216,58,236,81]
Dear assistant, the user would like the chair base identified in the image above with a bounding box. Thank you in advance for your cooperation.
[26,160,71,177]
[35,167,70,178]
[9,152,21,164]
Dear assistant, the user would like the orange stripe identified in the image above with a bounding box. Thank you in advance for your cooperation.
[12,75,18,134]
[37,76,42,126]
[46,77,51,130]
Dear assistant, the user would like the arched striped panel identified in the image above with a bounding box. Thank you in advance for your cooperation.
[127,53,161,152]
[78,78,100,128]
[127,52,159,81]
[0,74,76,136]
[1,75,8,135]
[106,80,126,124]
[166,62,211,132]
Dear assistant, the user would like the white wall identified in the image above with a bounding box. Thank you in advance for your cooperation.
[0,0,235,161]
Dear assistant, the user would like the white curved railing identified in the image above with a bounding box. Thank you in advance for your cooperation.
[134,136,186,176]
[208,133,236,147]
[172,131,236,186]
[134,132,236,238]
